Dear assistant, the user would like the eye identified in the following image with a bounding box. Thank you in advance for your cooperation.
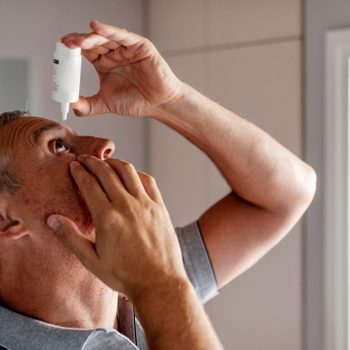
[52,139,70,154]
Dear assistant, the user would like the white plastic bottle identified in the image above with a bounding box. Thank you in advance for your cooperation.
[52,42,82,121]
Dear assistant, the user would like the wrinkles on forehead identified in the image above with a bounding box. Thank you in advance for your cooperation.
[1,117,32,150]
[0,117,64,151]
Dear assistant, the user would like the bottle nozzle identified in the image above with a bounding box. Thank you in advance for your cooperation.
[61,102,69,121]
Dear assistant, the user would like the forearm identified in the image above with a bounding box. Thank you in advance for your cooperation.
[152,83,316,213]
[132,277,223,350]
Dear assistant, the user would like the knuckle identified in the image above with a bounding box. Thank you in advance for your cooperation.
[120,199,136,217]
[138,171,156,183]
[146,175,159,189]
[145,203,161,221]
[144,201,157,213]
[143,38,154,49]
[94,206,119,231]
[146,175,156,184]
[104,207,119,221]
[122,162,136,174]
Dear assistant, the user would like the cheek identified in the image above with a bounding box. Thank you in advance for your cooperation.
[19,166,93,236]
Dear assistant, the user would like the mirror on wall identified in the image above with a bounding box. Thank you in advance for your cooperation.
[0,59,28,113]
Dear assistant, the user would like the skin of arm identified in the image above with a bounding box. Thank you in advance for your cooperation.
[48,157,223,350]
[62,20,316,289]
[151,84,317,287]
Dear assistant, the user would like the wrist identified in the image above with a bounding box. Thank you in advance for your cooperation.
[130,274,193,309]
[130,274,223,350]
[150,82,189,121]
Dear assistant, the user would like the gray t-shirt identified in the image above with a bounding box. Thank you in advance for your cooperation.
[0,222,219,350]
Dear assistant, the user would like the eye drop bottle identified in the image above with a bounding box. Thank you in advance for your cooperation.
[52,42,82,121]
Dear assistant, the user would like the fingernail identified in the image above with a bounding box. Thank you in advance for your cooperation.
[47,216,60,232]
[63,38,78,49]
[70,160,80,168]
[77,155,87,161]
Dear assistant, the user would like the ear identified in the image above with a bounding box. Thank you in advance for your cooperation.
[0,198,29,241]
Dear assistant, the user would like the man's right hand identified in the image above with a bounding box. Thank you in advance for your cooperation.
[47,156,223,350]
[47,155,188,301]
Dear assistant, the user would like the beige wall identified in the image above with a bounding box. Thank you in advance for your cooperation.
[0,0,145,169]
[147,1,303,349]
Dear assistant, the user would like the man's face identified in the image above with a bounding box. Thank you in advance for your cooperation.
[1,116,115,243]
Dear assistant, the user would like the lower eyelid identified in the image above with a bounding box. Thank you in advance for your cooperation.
[49,139,71,153]
[66,143,74,152]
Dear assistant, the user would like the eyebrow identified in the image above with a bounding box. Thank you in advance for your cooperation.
[32,123,76,144]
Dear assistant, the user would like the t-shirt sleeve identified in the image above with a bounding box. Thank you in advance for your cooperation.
[175,221,219,304]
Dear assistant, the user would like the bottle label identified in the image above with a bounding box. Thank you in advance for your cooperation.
[52,54,81,102]
[52,59,59,92]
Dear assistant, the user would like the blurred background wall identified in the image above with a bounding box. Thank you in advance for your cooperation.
[0,0,337,349]
[147,1,303,350]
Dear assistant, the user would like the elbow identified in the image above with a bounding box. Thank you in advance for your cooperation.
[286,164,317,217]
[274,163,317,219]
[301,165,317,208]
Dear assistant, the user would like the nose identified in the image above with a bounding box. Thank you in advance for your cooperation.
[77,137,115,160]
[96,139,115,160]
[100,140,115,160]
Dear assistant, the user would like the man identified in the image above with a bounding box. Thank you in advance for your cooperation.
[0,21,316,350]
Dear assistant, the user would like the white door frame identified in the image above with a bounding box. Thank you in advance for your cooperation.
[324,28,350,350]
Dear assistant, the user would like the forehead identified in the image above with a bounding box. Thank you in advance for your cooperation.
[0,116,74,149]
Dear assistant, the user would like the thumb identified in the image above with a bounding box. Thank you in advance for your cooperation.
[71,94,105,117]
[47,215,98,269]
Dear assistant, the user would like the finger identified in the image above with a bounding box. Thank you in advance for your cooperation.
[83,43,120,59]
[61,32,80,43]
[102,41,121,50]
[62,33,120,62]
[77,156,128,203]
[62,32,110,50]
[69,161,109,220]
[81,49,99,63]
[90,20,144,46]
[71,94,107,116]
[137,171,164,204]
[86,45,111,55]
[78,42,121,64]
[47,215,100,272]
[105,158,147,198]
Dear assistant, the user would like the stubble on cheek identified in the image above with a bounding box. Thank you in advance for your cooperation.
[19,174,95,239]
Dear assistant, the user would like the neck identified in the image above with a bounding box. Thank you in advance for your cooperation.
[0,254,118,330]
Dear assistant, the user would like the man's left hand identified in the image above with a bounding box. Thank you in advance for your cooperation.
[61,20,183,117]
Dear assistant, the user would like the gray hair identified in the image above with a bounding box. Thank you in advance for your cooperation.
[0,110,28,126]
[0,110,27,194]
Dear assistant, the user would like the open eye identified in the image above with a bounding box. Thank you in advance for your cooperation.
[52,139,70,153]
